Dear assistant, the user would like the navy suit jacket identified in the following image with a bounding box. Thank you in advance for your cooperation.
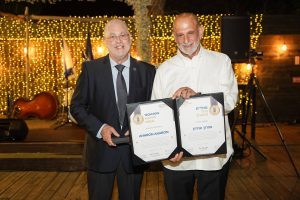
[70,55,156,173]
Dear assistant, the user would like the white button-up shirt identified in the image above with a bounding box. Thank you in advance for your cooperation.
[151,47,238,171]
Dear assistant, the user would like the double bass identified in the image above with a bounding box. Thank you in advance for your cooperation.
[12,92,58,120]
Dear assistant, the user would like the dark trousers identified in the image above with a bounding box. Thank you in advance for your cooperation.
[87,162,143,200]
[163,159,231,200]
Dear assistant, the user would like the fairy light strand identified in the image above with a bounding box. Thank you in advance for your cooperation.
[0,15,263,113]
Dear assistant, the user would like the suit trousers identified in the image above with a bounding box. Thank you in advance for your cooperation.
[87,162,143,200]
[163,159,231,200]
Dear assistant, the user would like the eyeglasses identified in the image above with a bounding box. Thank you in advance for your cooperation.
[106,33,130,41]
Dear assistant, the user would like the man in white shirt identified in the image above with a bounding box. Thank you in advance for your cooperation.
[151,13,238,200]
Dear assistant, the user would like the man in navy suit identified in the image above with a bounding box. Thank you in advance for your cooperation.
[70,19,156,200]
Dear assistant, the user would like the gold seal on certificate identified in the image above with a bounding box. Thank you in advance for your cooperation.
[209,105,220,115]
[133,114,144,125]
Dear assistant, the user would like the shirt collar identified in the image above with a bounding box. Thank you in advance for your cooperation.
[177,45,204,61]
[109,55,130,69]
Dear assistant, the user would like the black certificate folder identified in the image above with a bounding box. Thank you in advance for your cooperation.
[126,92,226,164]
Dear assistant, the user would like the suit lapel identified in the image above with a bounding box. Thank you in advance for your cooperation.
[128,57,138,103]
[101,56,121,128]
[103,55,130,131]
[102,55,117,101]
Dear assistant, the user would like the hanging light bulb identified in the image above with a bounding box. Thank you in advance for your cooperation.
[281,43,287,52]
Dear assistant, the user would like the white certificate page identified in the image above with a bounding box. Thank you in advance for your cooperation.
[178,96,225,156]
[130,101,177,162]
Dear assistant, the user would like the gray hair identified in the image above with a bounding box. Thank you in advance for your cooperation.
[103,19,129,38]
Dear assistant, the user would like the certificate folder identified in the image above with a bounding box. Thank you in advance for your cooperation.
[126,92,226,164]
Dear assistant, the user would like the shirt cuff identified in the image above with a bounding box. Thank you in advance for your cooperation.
[96,123,107,139]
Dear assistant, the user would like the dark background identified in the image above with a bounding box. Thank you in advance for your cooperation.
[1,0,300,16]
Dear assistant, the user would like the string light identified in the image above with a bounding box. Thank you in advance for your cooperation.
[97,46,104,54]
[0,15,263,113]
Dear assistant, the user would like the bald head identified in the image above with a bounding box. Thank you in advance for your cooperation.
[173,13,200,32]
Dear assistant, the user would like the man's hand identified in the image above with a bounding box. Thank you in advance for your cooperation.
[172,87,197,99]
[101,125,120,147]
[169,151,184,162]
